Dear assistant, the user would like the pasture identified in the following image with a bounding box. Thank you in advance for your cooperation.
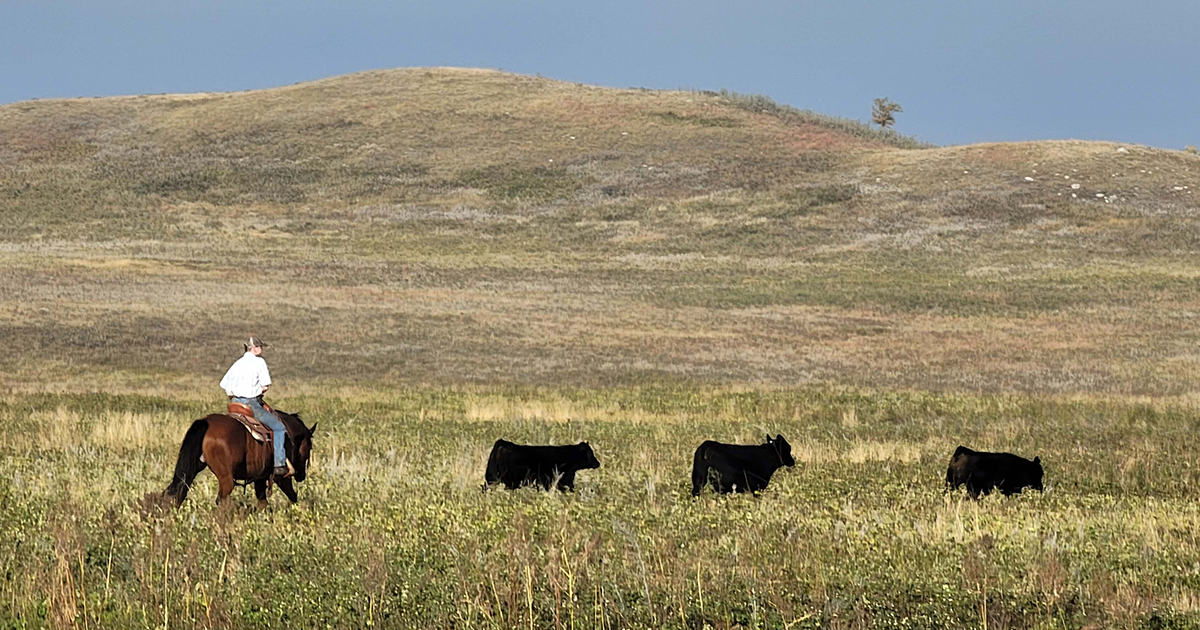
[3,388,1200,629]
[3,68,1200,628]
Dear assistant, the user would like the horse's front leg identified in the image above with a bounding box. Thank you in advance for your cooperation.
[276,477,299,504]
[254,479,270,509]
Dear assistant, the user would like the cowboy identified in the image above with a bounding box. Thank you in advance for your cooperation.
[219,336,290,477]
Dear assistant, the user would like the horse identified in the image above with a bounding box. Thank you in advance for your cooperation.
[164,407,316,507]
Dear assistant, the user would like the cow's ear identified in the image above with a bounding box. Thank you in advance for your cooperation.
[1034,456,1040,464]
[776,433,784,441]
[765,434,772,443]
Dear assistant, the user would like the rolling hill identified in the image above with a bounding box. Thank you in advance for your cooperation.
[2,67,1199,396]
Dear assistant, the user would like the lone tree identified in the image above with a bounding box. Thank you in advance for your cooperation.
[872,98,903,128]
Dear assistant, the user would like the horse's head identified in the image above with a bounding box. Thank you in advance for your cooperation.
[278,411,317,482]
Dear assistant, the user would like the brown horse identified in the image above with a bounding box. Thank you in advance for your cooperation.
[164,408,316,507]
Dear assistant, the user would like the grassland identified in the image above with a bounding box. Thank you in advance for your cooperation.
[4,389,1200,629]
[3,67,1200,628]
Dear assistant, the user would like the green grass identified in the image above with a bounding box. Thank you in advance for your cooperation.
[3,388,1200,629]
[3,67,1200,628]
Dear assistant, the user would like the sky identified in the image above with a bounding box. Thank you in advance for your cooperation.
[3,0,1198,149]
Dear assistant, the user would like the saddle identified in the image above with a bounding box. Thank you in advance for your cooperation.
[227,401,276,443]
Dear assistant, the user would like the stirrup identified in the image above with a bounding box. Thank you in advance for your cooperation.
[273,460,295,479]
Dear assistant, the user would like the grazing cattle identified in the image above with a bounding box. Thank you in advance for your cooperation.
[945,446,1044,498]
[484,440,601,491]
[691,434,796,496]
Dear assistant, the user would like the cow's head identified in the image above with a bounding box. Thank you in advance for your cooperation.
[576,441,601,469]
[766,434,796,467]
[1029,455,1044,492]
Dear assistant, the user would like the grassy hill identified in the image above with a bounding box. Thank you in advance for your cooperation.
[6,68,1200,629]
[2,67,1199,396]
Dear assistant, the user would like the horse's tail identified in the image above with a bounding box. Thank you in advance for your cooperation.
[165,419,209,505]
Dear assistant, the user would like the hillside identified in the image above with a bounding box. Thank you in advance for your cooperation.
[2,67,1199,396]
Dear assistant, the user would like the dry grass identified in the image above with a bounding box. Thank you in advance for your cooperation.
[4,388,1200,628]
[2,70,1200,626]
[2,68,1198,394]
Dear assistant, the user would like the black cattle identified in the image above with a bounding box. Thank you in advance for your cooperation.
[691,434,796,496]
[945,446,1044,498]
[484,440,601,491]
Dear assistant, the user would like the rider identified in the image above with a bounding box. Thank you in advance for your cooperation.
[219,336,290,478]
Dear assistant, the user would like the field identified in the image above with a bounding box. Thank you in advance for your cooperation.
[4,389,1200,629]
[3,67,1200,629]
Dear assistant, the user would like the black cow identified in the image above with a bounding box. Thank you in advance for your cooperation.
[691,434,796,496]
[484,440,601,491]
[945,446,1044,498]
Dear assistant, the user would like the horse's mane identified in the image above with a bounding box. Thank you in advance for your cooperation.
[273,409,308,437]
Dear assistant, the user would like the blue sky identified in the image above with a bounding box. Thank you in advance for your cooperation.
[3,0,1197,148]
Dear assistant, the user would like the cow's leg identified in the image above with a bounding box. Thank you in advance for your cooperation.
[254,479,270,508]
[276,476,299,504]
[556,470,577,492]
[710,462,743,494]
[691,456,710,497]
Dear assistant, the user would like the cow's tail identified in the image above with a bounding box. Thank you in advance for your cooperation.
[690,443,711,497]
[165,419,209,505]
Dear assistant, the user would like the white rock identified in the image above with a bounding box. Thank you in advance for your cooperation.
[1071,193,1077,198]
[1064,175,1071,179]
[1025,177,1035,182]
[963,170,970,174]
[1174,186,1185,191]
[1117,147,1128,153]
[1071,183,1081,189]
[1095,193,1105,197]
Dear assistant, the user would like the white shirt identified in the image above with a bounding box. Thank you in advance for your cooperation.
[220,352,272,398]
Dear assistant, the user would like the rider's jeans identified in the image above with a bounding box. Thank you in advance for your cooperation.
[232,396,286,467]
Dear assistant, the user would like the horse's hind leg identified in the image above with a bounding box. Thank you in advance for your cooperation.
[254,479,270,508]
[214,473,235,505]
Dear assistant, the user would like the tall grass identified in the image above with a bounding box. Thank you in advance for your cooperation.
[2,388,1200,628]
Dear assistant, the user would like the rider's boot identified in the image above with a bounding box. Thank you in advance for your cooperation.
[273,460,294,478]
